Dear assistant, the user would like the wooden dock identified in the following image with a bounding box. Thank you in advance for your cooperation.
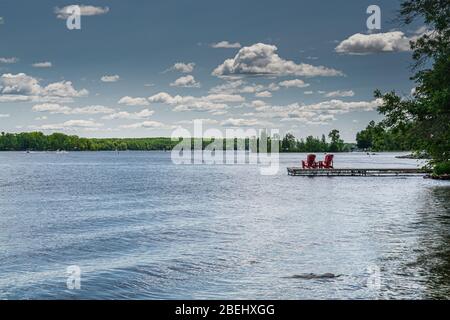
[287,167,431,177]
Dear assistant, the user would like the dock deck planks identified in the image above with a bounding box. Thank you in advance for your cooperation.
[287,167,430,177]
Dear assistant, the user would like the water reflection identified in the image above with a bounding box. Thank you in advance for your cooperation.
[416,186,450,299]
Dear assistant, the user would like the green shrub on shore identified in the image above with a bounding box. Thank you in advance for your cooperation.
[433,162,450,176]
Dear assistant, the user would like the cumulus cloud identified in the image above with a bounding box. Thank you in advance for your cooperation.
[118,96,149,106]
[209,80,279,95]
[69,105,115,115]
[54,5,109,19]
[167,62,195,73]
[101,75,120,82]
[32,103,71,114]
[324,90,355,98]
[148,92,244,113]
[247,98,382,124]
[0,73,88,103]
[43,81,89,98]
[120,120,168,129]
[32,103,114,115]
[176,118,219,125]
[1,73,41,95]
[279,79,310,88]
[204,94,245,103]
[335,31,412,54]
[32,120,103,131]
[0,95,31,102]
[102,109,154,120]
[32,61,52,68]
[255,91,272,98]
[211,41,242,49]
[221,118,273,128]
[213,43,343,78]
[170,75,201,88]
[0,57,18,64]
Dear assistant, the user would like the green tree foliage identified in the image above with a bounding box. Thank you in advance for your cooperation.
[280,130,351,152]
[374,0,450,170]
[328,129,344,152]
[0,132,181,151]
[0,131,349,153]
[0,132,280,153]
[356,120,414,151]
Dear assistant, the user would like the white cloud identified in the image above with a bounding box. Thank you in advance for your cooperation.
[148,92,244,113]
[43,81,89,98]
[32,103,114,115]
[279,79,310,88]
[211,41,242,49]
[170,75,200,88]
[247,98,382,124]
[0,73,88,103]
[120,121,168,129]
[54,5,109,19]
[301,99,380,114]
[69,105,115,115]
[335,31,412,55]
[1,73,41,95]
[213,43,343,78]
[221,118,273,128]
[32,103,72,114]
[176,118,219,125]
[0,95,32,102]
[167,62,195,73]
[0,57,18,64]
[32,61,52,68]
[304,91,314,95]
[325,90,355,98]
[0,113,10,118]
[118,96,150,106]
[209,80,279,95]
[32,120,103,130]
[101,75,120,82]
[102,109,154,120]
[255,91,272,98]
[205,94,245,103]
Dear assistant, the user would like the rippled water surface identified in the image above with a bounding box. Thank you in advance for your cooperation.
[0,151,449,299]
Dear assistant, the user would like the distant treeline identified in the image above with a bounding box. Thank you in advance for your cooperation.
[355,121,413,151]
[0,132,180,151]
[0,130,356,152]
[280,129,354,152]
[0,131,274,152]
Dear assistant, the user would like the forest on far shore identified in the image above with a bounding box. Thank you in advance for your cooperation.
[0,126,405,153]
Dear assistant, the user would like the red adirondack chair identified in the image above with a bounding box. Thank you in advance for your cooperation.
[319,154,334,169]
[302,154,318,169]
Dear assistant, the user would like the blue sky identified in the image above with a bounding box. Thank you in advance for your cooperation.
[0,0,423,141]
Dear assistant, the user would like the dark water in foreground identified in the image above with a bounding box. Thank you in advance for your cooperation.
[0,151,449,299]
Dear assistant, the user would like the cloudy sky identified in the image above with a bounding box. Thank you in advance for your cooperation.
[0,0,423,141]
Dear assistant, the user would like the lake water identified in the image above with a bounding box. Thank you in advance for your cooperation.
[0,151,449,299]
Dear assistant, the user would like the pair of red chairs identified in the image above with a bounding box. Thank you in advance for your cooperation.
[302,154,334,169]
